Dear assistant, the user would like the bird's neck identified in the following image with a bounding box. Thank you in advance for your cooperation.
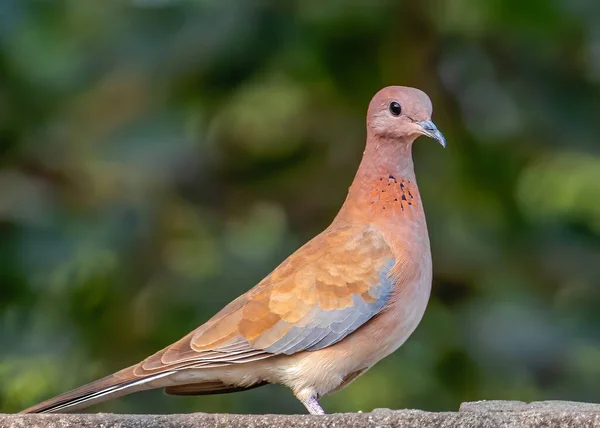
[335,135,424,224]
[353,135,416,183]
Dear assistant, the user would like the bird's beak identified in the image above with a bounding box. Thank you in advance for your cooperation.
[417,120,446,148]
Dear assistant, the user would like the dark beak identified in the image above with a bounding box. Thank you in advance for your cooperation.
[417,120,446,148]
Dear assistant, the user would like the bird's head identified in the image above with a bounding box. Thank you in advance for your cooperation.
[366,86,445,148]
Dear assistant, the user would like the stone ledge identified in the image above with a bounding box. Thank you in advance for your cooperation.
[2,401,599,428]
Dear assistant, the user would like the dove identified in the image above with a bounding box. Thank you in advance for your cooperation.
[21,86,445,415]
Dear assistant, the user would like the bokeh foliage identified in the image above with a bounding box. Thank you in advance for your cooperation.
[1,0,599,415]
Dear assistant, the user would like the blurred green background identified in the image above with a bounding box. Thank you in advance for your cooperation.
[1,0,599,415]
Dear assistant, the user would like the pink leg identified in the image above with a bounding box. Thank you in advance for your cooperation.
[301,396,325,415]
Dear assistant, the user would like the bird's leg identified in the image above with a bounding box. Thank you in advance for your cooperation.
[301,396,326,415]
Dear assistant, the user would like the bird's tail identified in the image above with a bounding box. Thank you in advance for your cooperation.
[19,366,175,414]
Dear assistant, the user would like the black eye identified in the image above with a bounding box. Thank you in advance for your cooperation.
[389,101,402,116]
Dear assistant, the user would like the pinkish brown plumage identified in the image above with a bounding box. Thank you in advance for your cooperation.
[21,86,445,415]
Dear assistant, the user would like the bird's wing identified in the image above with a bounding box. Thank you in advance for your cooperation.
[135,223,396,375]
[20,224,399,413]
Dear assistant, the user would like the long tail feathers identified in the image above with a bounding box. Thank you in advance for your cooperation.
[20,369,175,414]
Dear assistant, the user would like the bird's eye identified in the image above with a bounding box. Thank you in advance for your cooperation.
[389,101,402,116]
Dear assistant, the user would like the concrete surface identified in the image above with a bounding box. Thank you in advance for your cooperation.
[1,400,599,427]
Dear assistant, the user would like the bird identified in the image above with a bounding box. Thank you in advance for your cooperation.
[21,86,445,415]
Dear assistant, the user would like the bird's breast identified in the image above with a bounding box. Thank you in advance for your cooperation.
[362,174,425,221]
[362,212,433,363]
